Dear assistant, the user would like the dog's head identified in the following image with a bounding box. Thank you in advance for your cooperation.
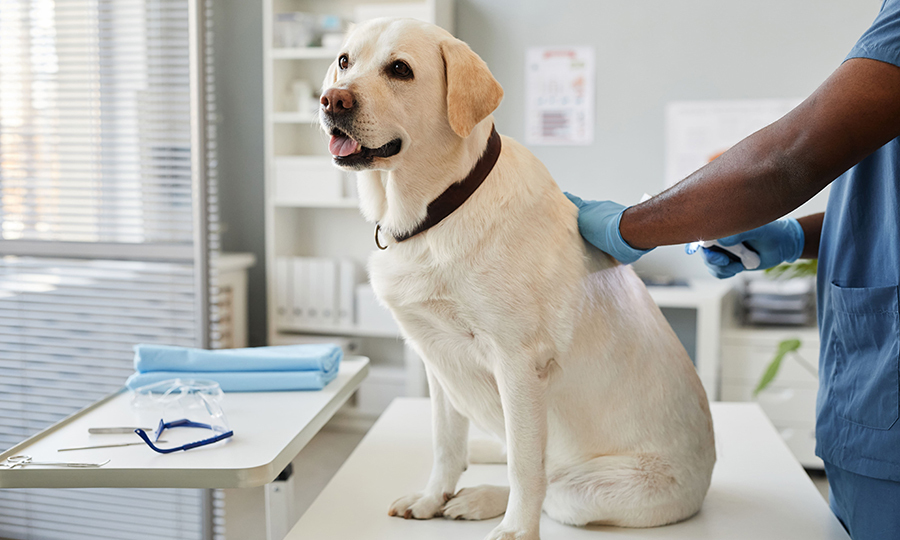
[319,18,503,171]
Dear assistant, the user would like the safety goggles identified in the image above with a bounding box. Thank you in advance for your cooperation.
[131,379,232,454]
[135,418,233,454]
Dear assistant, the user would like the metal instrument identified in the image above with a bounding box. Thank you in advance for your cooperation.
[88,427,153,434]
[0,455,110,468]
[686,240,762,270]
[58,441,166,452]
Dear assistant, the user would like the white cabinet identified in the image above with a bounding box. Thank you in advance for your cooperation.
[214,252,257,349]
[721,326,822,469]
[263,0,454,421]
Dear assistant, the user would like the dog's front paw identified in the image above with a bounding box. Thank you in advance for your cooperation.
[484,522,539,540]
[388,491,449,520]
[443,485,509,520]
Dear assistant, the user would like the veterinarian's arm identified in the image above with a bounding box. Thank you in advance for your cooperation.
[619,57,900,250]
[797,212,824,259]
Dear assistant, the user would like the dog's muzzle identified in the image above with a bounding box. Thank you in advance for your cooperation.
[321,106,402,168]
[328,125,402,167]
[320,87,402,168]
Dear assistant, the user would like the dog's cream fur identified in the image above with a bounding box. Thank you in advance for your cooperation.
[319,19,716,540]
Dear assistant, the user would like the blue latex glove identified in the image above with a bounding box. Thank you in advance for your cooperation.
[565,193,653,264]
[689,218,804,279]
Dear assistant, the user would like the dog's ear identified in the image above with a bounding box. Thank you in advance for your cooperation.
[440,38,503,138]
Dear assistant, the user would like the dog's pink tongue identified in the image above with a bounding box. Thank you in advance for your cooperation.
[329,135,359,157]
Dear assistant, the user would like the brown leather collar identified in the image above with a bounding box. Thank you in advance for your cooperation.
[376,125,501,249]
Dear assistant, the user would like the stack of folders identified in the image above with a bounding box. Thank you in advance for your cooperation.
[276,257,360,330]
[744,277,814,326]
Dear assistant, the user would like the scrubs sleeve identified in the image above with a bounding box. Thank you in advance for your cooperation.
[846,0,900,68]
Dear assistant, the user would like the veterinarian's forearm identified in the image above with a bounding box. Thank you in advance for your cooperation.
[619,128,827,250]
[619,58,900,250]
[797,212,824,259]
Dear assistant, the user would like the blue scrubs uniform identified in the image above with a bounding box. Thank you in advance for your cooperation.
[817,1,900,537]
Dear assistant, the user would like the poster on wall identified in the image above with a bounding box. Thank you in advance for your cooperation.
[665,99,802,188]
[525,46,595,146]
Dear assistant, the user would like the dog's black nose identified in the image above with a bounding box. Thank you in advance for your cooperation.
[321,88,355,115]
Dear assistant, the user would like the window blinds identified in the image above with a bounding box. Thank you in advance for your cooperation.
[0,0,221,538]
[0,0,196,245]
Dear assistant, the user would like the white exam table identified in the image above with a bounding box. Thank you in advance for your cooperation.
[288,399,849,540]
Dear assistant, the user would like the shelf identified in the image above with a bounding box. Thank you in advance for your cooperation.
[212,252,258,272]
[272,47,338,60]
[274,199,359,209]
[272,112,318,123]
[723,325,819,343]
[277,325,401,339]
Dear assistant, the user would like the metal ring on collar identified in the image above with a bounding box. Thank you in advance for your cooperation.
[375,224,388,250]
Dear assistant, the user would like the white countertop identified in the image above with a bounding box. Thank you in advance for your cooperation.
[289,399,848,540]
[0,357,369,489]
[645,278,735,308]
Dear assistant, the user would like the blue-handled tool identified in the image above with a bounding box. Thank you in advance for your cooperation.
[686,240,761,270]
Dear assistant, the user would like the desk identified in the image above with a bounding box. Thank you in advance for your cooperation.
[0,357,368,538]
[289,399,848,540]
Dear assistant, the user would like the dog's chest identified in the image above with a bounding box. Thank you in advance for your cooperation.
[369,248,512,433]
[369,249,499,366]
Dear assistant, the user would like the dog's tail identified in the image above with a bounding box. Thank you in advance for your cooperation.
[544,453,708,528]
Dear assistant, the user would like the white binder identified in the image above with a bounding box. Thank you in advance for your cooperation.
[338,260,358,328]
[276,258,292,328]
[314,258,338,327]
[292,258,309,327]
[319,259,338,326]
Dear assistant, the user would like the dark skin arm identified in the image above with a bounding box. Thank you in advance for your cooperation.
[620,58,900,255]
[797,212,824,259]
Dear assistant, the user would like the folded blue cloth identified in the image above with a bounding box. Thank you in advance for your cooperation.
[125,368,338,392]
[134,344,341,374]
[127,344,343,392]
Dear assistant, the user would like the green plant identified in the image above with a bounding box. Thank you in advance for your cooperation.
[753,338,818,395]
[763,259,817,279]
[753,260,819,396]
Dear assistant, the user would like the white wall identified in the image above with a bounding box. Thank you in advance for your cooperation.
[215,0,267,345]
[215,1,884,344]
[455,0,882,278]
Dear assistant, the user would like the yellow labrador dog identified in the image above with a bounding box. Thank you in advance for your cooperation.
[319,18,715,540]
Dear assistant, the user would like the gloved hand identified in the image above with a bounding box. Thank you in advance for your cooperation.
[565,193,653,264]
[690,218,804,279]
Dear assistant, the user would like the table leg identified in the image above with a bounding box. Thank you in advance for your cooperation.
[695,300,722,401]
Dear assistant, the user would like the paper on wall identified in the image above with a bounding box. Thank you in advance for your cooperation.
[665,99,802,188]
[525,46,595,146]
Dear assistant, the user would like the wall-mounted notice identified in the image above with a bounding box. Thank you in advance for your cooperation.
[525,46,595,146]
[665,99,802,188]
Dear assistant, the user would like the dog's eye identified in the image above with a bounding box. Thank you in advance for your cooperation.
[390,60,413,79]
[338,54,349,70]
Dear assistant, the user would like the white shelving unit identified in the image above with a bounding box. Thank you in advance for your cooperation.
[274,199,360,209]
[263,0,454,421]
[271,112,318,123]
[271,47,339,60]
